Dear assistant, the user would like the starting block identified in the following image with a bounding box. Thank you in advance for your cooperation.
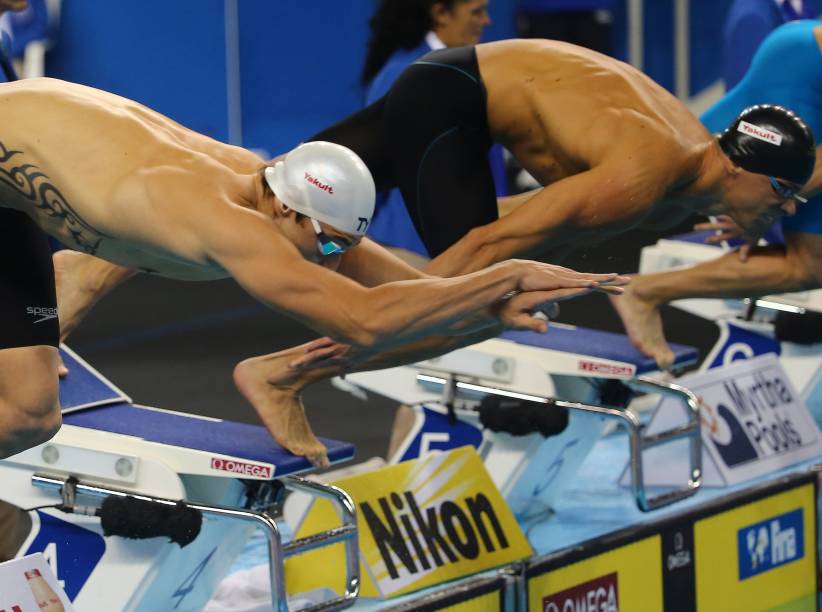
[640,230,822,424]
[0,347,360,611]
[339,322,703,516]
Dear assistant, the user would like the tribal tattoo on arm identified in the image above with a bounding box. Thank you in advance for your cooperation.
[0,142,109,254]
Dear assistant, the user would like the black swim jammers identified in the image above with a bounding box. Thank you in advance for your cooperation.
[310,46,498,257]
[0,208,59,349]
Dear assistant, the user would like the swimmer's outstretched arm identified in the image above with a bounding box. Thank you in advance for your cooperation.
[426,162,660,277]
[613,231,822,369]
[205,204,618,350]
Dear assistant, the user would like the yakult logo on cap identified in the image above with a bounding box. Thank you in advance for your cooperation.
[738,121,783,146]
[211,457,273,479]
[304,172,334,194]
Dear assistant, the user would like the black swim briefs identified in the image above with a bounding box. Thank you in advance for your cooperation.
[0,208,59,349]
[309,46,497,257]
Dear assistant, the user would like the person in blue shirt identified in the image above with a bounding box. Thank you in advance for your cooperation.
[613,20,822,369]
[360,0,502,265]
[722,0,817,88]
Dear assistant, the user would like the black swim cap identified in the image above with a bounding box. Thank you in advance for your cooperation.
[718,104,815,186]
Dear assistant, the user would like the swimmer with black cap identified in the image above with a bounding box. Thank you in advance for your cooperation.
[612,20,822,369]
[715,104,814,241]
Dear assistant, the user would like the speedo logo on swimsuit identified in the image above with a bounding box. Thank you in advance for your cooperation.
[738,121,783,146]
[211,457,272,479]
[26,306,58,324]
[304,172,334,194]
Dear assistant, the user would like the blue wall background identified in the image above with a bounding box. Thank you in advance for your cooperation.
[44,0,735,157]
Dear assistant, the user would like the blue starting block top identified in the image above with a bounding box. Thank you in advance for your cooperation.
[59,347,355,477]
[501,325,698,375]
[64,404,354,475]
[59,347,130,412]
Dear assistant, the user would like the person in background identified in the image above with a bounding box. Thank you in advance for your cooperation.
[722,0,817,89]
[516,0,615,55]
[361,0,503,267]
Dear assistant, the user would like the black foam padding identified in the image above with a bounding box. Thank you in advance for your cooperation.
[99,495,202,548]
[477,395,568,437]
[774,309,822,345]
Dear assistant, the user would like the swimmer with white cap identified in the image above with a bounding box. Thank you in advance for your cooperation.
[0,78,627,465]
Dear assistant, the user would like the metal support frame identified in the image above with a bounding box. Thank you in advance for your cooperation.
[31,473,360,611]
[417,373,702,512]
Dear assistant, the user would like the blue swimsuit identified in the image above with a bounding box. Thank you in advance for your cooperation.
[702,19,822,234]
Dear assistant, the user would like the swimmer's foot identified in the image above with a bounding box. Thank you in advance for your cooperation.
[233,350,329,468]
[609,280,675,370]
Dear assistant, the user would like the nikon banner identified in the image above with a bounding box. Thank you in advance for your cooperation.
[285,446,531,600]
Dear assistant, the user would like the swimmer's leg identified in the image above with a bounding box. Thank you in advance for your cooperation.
[610,277,675,370]
[0,209,61,457]
[0,345,61,458]
[53,250,136,375]
[234,341,333,468]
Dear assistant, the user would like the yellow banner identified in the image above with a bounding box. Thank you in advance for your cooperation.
[695,483,816,611]
[286,446,531,599]
[441,589,502,611]
[528,537,663,612]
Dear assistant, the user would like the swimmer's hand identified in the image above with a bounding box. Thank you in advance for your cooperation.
[694,216,751,261]
[511,260,629,295]
[288,337,350,370]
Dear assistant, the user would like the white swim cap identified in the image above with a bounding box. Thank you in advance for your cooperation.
[264,141,375,236]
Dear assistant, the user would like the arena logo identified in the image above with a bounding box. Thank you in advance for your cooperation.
[577,360,634,378]
[360,491,510,579]
[304,172,334,194]
[542,572,619,612]
[737,121,783,146]
[738,508,804,580]
[210,458,272,479]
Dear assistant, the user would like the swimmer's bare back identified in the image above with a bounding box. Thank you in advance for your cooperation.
[0,78,263,279]
[478,39,709,187]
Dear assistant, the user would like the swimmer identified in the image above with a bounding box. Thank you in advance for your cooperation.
[612,20,822,368]
[0,78,625,464]
[56,38,816,458]
[222,40,815,429]
[310,39,814,274]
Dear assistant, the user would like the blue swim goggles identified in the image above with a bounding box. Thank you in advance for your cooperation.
[769,176,807,203]
[310,217,351,257]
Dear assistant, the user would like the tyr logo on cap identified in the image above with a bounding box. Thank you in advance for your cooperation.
[304,172,334,194]
[738,121,783,146]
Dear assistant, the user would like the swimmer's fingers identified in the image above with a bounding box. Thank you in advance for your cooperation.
[536,264,628,285]
[300,337,337,352]
[516,261,627,293]
[592,284,625,295]
[695,216,743,244]
[503,287,595,332]
[703,231,738,244]
[289,340,350,369]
